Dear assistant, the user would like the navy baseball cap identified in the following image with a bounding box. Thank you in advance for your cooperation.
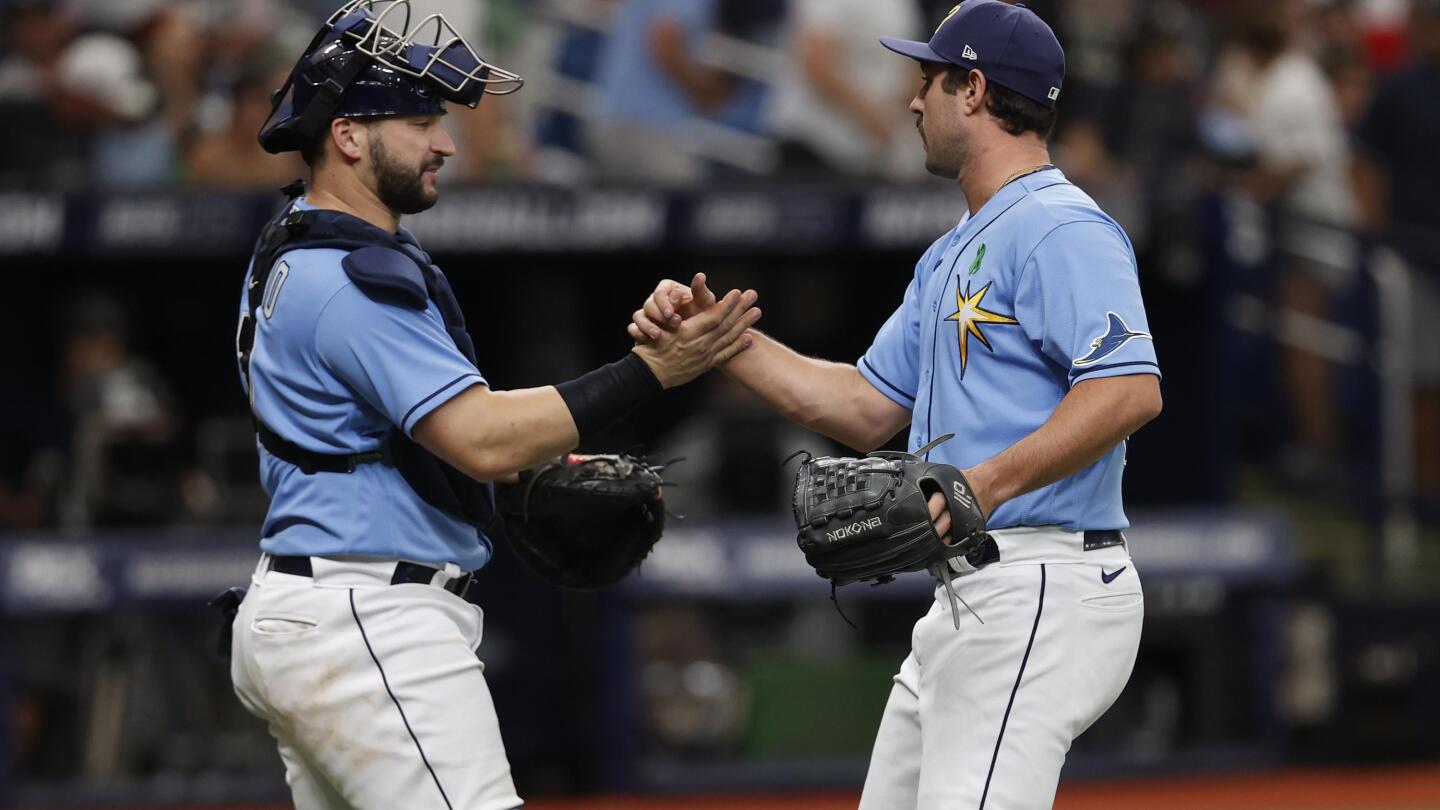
[880,0,1065,108]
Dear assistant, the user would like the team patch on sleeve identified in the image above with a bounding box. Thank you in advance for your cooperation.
[1073,312,1151,367]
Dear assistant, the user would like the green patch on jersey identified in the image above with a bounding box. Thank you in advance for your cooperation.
[968,243,986,275]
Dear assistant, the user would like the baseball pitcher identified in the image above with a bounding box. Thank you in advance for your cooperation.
[632,2,1162,806]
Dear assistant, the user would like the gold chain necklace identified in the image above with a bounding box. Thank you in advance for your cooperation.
[995,162,1055,195]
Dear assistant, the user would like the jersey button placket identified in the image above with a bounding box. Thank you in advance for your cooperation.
[914,261,952,455]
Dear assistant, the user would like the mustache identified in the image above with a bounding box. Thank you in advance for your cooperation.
[423,157,444,172]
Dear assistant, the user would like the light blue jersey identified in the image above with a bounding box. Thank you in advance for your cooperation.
[858,168,1159,531]
[238,199,491,570]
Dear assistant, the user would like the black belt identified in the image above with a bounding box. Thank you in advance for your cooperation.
[1083,529,1126,551]
[268,555,479,604]
[965,536,1002,567]
[963,529,1125,568]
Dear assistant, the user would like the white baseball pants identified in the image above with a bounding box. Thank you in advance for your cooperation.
[230,555,523,810]
[858,526,1144,810]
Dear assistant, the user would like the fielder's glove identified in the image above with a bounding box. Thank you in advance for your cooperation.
[495,453,667,590]
[790,434,988,628]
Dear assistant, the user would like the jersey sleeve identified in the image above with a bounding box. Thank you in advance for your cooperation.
[858,243,938,409]
[1014,220,1160,386]
[315,284,486,437]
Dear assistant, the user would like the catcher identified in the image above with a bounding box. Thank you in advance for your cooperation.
[221,3,758,808]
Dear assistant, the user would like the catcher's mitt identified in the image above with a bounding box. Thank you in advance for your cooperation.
[495,453,667,590]
[790,434,989,627]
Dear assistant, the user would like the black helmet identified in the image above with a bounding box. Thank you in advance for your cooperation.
[259,0,522,155]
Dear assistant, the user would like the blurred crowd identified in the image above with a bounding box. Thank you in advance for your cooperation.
[1,0,1439,532]
[0,0,1420,192]
[0,0,1433,246]
[0,0,931,190]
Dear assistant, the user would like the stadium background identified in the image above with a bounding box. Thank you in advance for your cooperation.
[1,0,1438,807]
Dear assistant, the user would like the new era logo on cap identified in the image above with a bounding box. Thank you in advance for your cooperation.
[1048,87,1060,100]
[962,44,979,60]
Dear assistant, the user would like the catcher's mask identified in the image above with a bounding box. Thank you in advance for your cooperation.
[259,0,523,155]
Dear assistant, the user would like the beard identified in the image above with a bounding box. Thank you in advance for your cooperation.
[369,136,442,215]
[919,116,968,180]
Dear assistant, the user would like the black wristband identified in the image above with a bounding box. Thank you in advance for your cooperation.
[556,352,664,441]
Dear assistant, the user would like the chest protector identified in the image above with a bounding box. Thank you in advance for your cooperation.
[236,187,493,532]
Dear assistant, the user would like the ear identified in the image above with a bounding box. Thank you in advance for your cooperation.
[964,69,987,115]
[330,118,367,163]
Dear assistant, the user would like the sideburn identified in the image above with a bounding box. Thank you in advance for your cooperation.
[942,66,970,96]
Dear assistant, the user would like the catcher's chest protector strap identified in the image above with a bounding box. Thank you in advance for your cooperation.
[238,189,494,529]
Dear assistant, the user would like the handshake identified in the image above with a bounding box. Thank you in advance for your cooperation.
[627,273,757,389]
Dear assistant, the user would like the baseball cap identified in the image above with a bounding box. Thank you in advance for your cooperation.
[879,0,1066,108]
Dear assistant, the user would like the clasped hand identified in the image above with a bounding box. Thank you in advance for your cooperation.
[629,275,761,388]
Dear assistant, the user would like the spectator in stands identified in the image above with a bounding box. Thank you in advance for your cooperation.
[1215,0,1365,491]
[28,0,201,190]
[56,294,186,528]
[588,0,763,185]
[767,0,926,181]
[1056,2,1204,259]
[187,61,304,190]
[0,0,93,189]
[1356,0,1440,503]
[430,0,530,181]
[1307,0,1364,59]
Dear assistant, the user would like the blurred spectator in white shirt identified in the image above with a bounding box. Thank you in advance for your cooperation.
[1249,15,1359,237]
[63,0,205,189]
[1212,0,1366,491]
[768,0,926,181]
[57,294,186,528]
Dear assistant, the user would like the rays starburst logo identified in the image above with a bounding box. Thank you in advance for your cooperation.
[945,280,1018,378]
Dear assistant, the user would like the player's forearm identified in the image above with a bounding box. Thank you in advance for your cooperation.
[723,331,905,451]
[415,385,580,481]
[965,375,1162,517]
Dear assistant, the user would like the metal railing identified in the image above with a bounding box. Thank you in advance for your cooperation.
[1221,199,1421,583]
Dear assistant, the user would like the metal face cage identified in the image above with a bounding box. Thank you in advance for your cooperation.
[326,0,523,103]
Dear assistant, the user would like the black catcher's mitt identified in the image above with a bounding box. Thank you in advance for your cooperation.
[790,434,989,627]
[495,453,667,590]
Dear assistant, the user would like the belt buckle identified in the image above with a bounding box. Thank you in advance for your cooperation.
[446,572,474,598]
[435,561,468,595]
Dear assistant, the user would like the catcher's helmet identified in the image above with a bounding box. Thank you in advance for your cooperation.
[259,0,522,155]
